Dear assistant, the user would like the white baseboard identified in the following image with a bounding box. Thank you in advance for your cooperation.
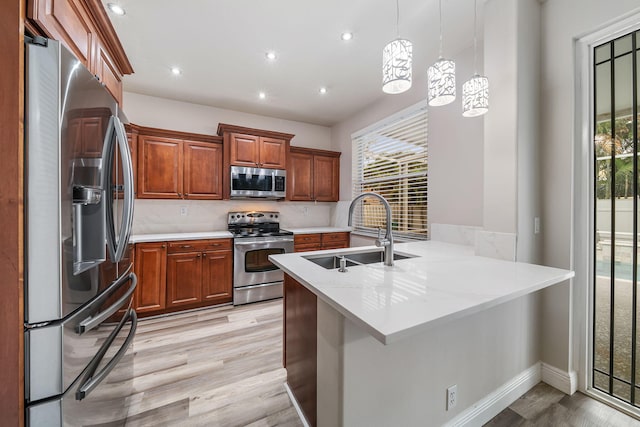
[443,362,542,427]
[284,382,310,427]
[541,362,578,395]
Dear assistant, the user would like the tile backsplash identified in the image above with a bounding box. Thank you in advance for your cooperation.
[132,199,336,234]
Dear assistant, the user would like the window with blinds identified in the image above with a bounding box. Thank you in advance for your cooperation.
[351,105,428,240]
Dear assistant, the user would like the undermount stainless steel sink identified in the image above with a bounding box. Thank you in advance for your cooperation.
[303,249,417,270]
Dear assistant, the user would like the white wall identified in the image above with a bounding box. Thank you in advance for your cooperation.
[123,92,332,150]
[122,92,336,233]
[330,46,484,230]
[539,0,640,375]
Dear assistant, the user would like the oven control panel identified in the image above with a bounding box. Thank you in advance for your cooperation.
[228,211,280,225]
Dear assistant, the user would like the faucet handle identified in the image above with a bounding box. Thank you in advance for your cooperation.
[377,227,383,239]
[375,228,390,248]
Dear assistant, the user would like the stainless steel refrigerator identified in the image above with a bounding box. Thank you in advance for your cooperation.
[24,38,137,426]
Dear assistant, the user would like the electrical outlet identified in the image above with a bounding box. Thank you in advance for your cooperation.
[446,385,457,411]
[180,206,188,217]
[534,217,541,234]
[302,206,309,216]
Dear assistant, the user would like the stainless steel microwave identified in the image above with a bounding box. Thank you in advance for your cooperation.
[230,166,286,199]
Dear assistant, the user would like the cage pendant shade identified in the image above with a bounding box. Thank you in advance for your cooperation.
[382,39,413,94]
[462,74,489,117]
[427,58,456,106]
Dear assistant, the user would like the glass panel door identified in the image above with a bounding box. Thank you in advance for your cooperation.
[593,29,640,407]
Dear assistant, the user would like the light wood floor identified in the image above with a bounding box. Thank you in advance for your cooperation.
[106,299,640,427]
[107,300,303,427]
[485,382,640,427]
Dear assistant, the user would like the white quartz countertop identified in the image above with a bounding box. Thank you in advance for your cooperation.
[130,231,233,243]
[269,241,574,345]
[282,227,353,234]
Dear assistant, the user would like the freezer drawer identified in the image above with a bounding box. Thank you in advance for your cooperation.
[26,272,136,403]
[27,308,137,426]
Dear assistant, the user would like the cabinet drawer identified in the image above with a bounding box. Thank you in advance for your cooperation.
[167,239,232,253]
[294,243,322,253]
[294,234,322,245]
[322,232,350,244]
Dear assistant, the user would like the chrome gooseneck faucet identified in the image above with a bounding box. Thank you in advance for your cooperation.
[347,192,394,266]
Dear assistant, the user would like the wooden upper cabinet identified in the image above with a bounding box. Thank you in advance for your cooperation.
[313,154,340,201]
[228,133,287,169]
[259,137,287,169]
[28,0,93,66]
[92,36,122,105]
[288,150,314,201]
[184,141,223,200]
[137,135,183,199]
[27,0,134,105]
[136,126,223,200]
[229,133,260,167]
[134,242,167,313]
[288,147,341,202]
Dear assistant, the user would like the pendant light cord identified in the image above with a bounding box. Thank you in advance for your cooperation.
[396,0,400,38]
[438,0,443,57]
[473,0,478,73]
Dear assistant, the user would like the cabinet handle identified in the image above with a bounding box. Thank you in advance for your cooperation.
[181,245,193,249]
[177,193,182,197]
[197,254,201,258]
[203,254,207,258]
[185,193,189,197]
[161,244,166,248]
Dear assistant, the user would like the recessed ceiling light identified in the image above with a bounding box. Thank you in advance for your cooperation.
[259,92,266,100]
[265,51,277,61]
[341,32,353,41]
[170,67,182,76]
[107,3,126,16]
[319,87,327,94]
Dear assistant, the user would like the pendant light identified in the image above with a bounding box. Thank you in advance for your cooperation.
[462,0,489,117]
[382,0,412,94]
[427,0,456,106]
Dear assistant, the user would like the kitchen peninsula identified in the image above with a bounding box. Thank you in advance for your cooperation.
[270,241,574,427]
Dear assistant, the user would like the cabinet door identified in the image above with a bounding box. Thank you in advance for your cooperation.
[259,137,287,169]
[184,141,223,200]
[230,133,260,167]
[167,252,203,307]
[28,0,93,68]
[138,135,183,198]
[134,242,167,313]
[313,154,340,201]
[288,151,314,201]
[202,250,232,305]
[92,37,123,105]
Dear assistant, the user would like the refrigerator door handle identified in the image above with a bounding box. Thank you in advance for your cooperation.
[104,115,135,263]
[76,308,138,401]
[76,272,137,334]
[112,115,134,263]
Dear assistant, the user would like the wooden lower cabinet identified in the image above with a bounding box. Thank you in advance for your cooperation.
[167,252,202,307]
[294,232,350,252]
[133,239,233,316]
[202,250,233,304]
[134,242,167,313]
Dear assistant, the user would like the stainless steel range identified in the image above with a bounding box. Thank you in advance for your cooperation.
[228,211,294,304]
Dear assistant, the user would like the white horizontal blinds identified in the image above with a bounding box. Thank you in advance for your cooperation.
[352,107,428,240]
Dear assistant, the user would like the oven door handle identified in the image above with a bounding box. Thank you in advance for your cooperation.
[234,239,293,246]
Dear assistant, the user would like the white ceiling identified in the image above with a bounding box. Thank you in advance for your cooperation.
[103,0,483,127]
